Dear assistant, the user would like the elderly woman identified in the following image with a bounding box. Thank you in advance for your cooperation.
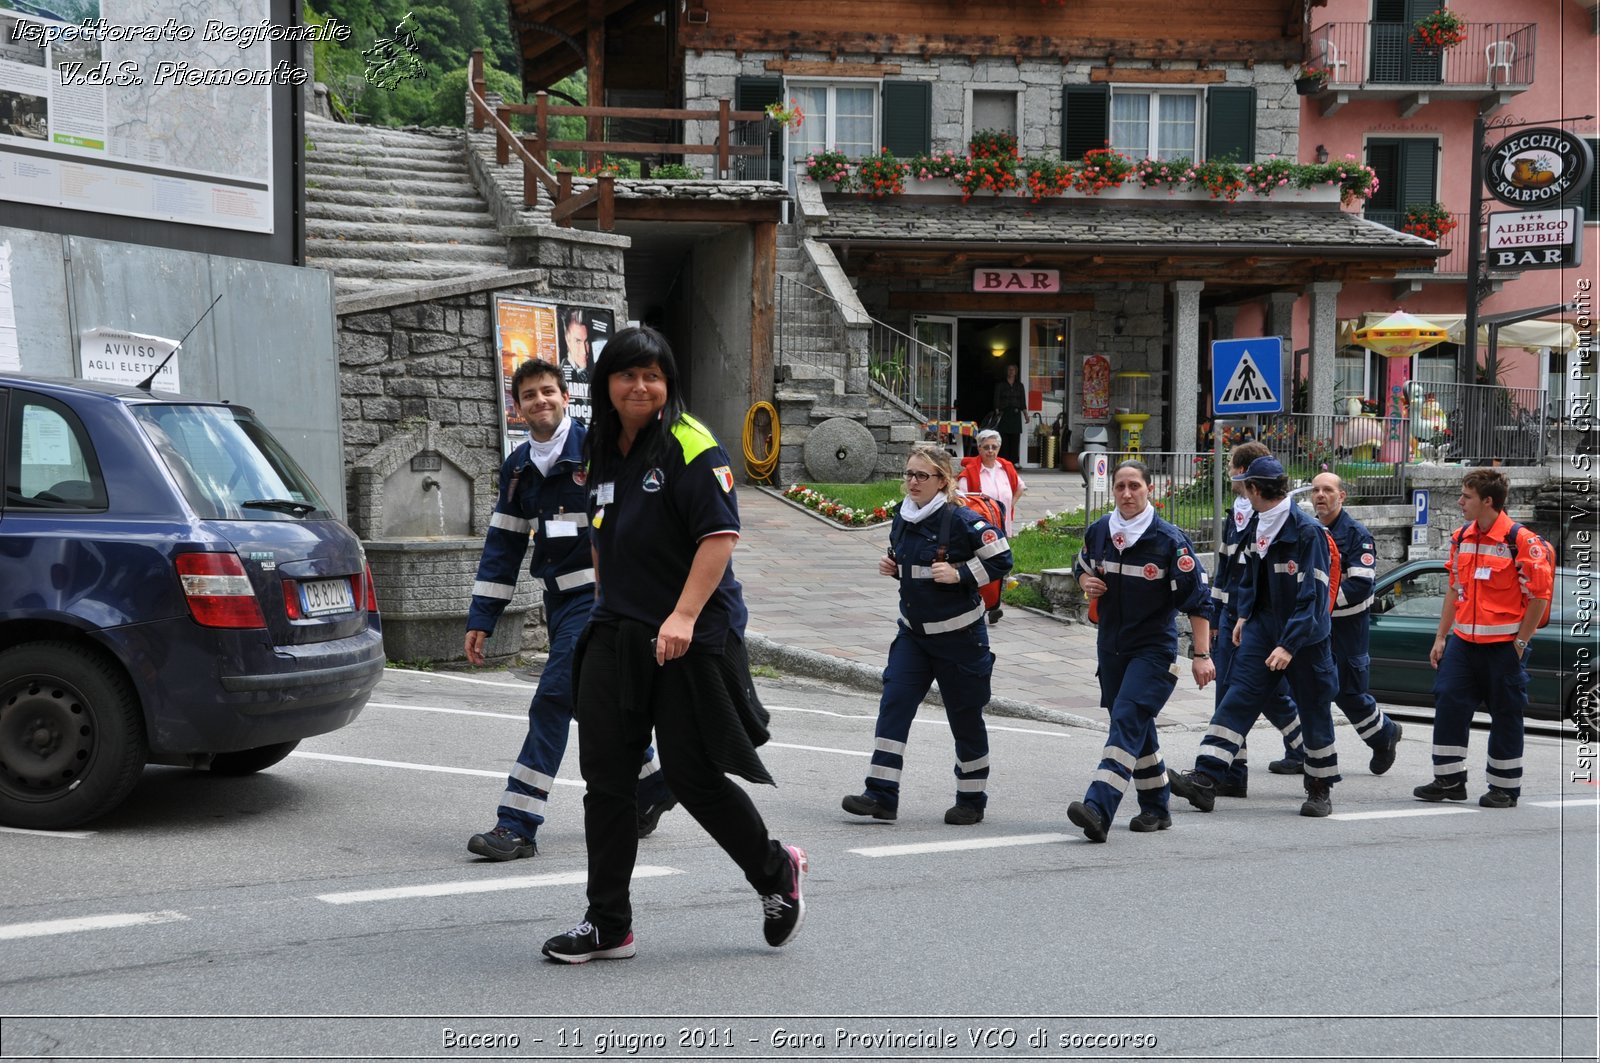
[960,429,1026,537]
[841,443,1013,826]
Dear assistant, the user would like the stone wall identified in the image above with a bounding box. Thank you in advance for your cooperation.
[685,53,1299,163]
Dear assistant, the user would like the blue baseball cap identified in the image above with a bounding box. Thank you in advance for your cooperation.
[1230,455,1286,481]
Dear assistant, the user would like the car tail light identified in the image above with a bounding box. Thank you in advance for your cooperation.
[281,579,302,620]
[363,562,379,615]
[175,552,267,629]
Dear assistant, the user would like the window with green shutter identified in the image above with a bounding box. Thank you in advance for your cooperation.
[882,81,931,158]
[736,76,783,182]
[1584,138,1599,224]
[1060,84,1108,161]
[1204,87,1256,163]
[1364,137,1438,230]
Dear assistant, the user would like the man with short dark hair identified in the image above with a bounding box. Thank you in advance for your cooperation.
[1415,469,1552,808]
[1169,455,1341,817]
[465,360,674,860]
[1270,472,1402,775]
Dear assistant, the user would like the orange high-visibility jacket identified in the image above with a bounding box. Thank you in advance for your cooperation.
[1447,510,1554,643]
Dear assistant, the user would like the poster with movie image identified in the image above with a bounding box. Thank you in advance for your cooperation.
[556,304,611,426]
[493,296,614,453]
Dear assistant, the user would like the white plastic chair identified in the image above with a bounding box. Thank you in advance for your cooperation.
[1318,39,1348,83]
[1486,40,1514,84]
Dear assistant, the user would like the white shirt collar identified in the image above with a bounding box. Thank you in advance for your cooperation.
[1107,502,1155,550]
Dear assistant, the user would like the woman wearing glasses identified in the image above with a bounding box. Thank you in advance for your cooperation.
[841,443,1013,826]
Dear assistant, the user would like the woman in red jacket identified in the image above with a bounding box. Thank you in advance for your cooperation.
[960,430,1026,538]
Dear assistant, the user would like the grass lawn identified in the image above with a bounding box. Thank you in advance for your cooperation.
[799,481,904,511]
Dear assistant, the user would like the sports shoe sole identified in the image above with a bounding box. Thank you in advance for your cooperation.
[842,794,897,821]
[1414,784,1468,803]
[467,833,535,861]
[766,845,809,948]
[543,934,637,965]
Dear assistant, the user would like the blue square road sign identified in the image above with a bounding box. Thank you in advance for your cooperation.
[1211,337,1283,415]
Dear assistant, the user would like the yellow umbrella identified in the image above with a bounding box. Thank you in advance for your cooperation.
[1351,310,1450,358]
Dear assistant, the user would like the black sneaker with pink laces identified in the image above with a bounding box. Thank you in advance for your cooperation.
[760,843,808,947]
[541,921,636,964]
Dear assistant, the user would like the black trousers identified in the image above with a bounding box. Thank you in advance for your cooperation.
[999,433,1021,465]
[576,622,785,937]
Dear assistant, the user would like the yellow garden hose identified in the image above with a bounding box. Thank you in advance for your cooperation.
[743,401,780,483]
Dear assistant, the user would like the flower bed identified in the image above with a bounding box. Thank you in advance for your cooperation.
[782,484,897,527]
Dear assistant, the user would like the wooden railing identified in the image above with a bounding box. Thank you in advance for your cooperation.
[467,50,613,229]
[466,51,773,227]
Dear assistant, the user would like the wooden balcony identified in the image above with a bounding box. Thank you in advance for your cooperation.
[1307,20,1535,117]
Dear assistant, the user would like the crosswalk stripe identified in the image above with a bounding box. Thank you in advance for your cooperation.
[288,751,583,787]
[317,866,682,905]
[850,833,1070,858]
[1527,798,1600,808]
[0,911,187,940]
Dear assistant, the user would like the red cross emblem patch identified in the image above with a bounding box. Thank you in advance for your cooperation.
[1285,560,1298,575]
[981,529,998,545]
[1177,554,1195,573]
[1112,533,1126,550]
[1361,552,1375,566]
[1143,563,1160,580]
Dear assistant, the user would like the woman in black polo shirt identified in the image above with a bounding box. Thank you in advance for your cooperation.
[541,326,807,964]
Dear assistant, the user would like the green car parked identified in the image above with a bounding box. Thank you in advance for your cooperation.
[1367,560,1597,722]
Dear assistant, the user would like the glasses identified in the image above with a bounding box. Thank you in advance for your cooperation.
[902,469,939,483]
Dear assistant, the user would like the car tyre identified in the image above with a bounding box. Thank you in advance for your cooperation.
[0,641,146,830]
[208,740,299,776]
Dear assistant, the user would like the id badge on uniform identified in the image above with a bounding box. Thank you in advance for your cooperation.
[596,482,615,506]
[1474,566,1492,581]
[546,519,578,538]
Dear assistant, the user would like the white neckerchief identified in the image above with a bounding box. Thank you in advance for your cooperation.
[899,492,947,524]
[1107,502,1155,551]
[1232,495,1252,531]
[527,416,572,477]
[1251,497,1291,554]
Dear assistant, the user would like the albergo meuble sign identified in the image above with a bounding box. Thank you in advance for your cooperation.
[1484,127,1595,208]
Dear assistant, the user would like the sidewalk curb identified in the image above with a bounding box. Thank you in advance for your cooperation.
[746,632,1107,734]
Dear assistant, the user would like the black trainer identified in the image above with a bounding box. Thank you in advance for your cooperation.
[1268,757,1305,775]
[1128,810,1172,833]
[1370,723,1402,776]
[1479,789,1519,809]
[1213,777,1248,798]
[761,844,808,947]
[841,792,897,821]
[541,921,636,964]
[1414,777,1468,802]
[467,826,536,861]
[1067,800,1108,842]
[637,795,678,839]
[986,607,1003,624]
[1300,780,1333,818]
[944,803,984,825]
[1167,769,1216,813]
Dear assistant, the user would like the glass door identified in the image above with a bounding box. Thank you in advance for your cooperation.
[1024,317,1069,468]
[911,316,957,420]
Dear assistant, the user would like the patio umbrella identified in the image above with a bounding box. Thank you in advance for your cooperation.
[1351,310,1450,358]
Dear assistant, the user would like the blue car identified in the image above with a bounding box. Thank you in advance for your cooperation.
[0,375,384,829]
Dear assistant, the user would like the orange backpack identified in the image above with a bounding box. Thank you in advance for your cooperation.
[1323,530,1341,617]
[955,494,1006,609]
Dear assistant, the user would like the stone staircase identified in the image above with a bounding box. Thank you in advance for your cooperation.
[304,115,509,295]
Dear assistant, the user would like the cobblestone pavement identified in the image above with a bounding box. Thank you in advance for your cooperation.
[735,468,1217,732]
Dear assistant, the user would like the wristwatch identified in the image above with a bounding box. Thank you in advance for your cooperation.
[1193,652,1211,660]
[1514,638,1528,654]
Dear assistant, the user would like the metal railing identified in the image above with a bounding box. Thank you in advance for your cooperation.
[1398,378,1551,465]
[1364,210,1472,274]
[1310,20,1536,88]
[1074,451,1219,550]
[1255,413,1411,500]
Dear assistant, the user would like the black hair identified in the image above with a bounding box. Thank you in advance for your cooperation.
[1113,459,1152,486]
[583,325,688,484]
[1249,475,1291,501]
[510,358,565,399]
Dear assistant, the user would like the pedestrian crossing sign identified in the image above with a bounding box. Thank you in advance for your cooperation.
[1211,337,1283,415]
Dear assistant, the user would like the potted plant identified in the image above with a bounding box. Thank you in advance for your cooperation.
[1411,8,1467,50]
[1294,64,1331,94]
[1401,201,1458,241]
[855,148,907,197]
[764,99,804,131]
[803,149,852,189]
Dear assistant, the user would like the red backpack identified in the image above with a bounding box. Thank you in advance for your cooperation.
[954,493,1006,610]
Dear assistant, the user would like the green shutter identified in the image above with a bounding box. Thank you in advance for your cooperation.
[1584,139,1599,220]
[1399,138,1438,209]
[735,76,784,182]
[881,81,931,157]
[1205,87,1256,163]
[1060,84,1108,160]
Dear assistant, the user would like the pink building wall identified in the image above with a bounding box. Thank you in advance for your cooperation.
[1251,0,1598,397]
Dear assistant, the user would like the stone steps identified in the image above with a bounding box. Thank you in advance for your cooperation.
[306,154,469,177]
[303,239,507,265]
[306,218,504,245]
[300,256,504,282]
[306,197,501,223]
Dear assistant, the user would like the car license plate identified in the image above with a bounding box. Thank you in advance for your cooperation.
[300,577,354,617]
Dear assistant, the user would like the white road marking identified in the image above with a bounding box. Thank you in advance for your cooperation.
[369,701,528,721]
[768,741,867,757]
[850,833,1071,858]
[289,751,583,787]
[1528,798,1600,808]
[0,825,94,839]
[384,668,529,690]
[768,704,1074,739]
[1327,807,1479,821]
[0,911,187,940]
[317,866,682,905]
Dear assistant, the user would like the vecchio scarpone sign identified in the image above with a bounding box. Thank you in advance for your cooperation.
[1483,127,1594,208]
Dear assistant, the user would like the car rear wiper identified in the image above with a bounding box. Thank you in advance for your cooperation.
[241,498,319,517]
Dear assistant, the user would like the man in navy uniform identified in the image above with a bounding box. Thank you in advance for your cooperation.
[1169,455,1341,817]
[1268,472,1401,775]
[465,359,674,860]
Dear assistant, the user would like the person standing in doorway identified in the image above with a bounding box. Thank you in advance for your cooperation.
[992,363,1027,465]
[465,360,676,862]
[541,326,806,963]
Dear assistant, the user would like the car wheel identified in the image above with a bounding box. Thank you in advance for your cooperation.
[207,740,299,776]
[0,641,146,830]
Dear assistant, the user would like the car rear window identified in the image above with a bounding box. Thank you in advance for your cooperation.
[132,403,332,520]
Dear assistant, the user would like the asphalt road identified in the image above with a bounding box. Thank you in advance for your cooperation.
[1,667,1596,1062]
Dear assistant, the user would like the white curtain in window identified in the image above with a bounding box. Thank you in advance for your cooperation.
[834,86,875,157]
[1156,94,1197,159]
[1110,93,1148,158]
[791,84,828,160]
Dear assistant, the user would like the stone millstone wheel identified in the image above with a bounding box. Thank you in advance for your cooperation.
[803,417,878,484]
